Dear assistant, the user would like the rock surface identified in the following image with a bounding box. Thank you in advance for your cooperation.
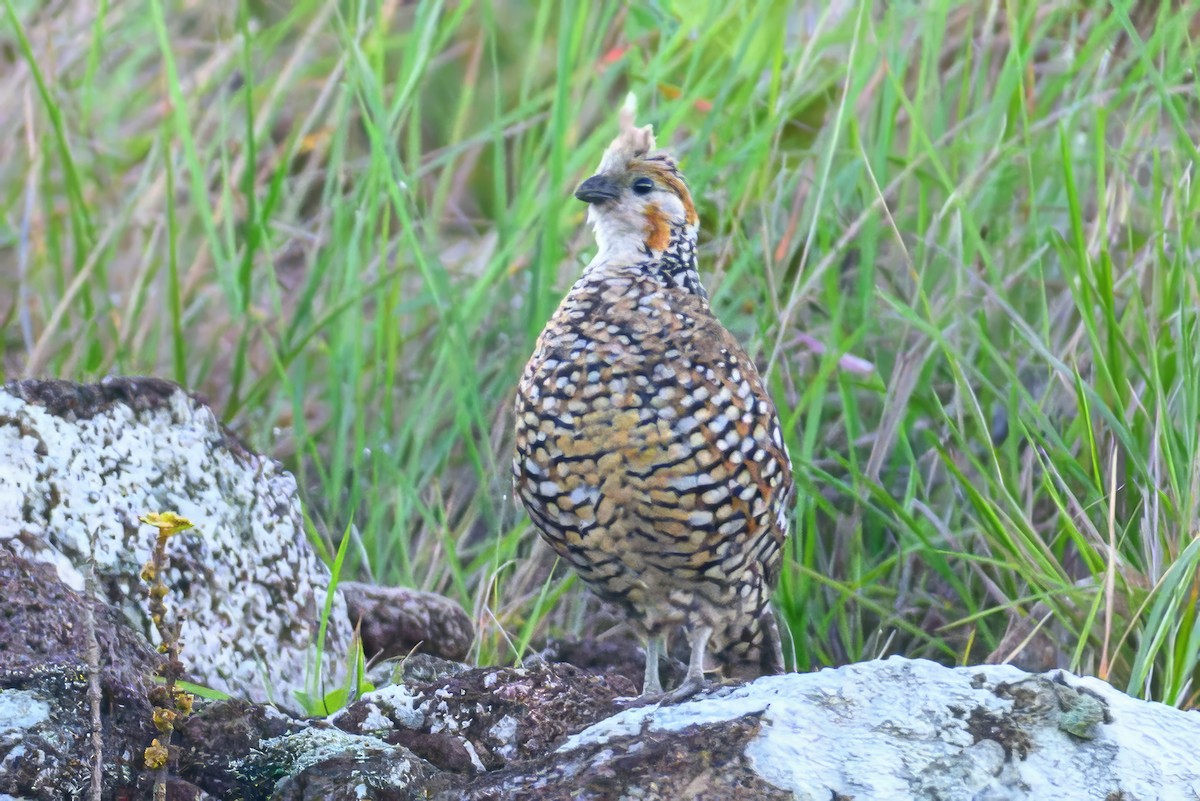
[551,658,1199,801]
[176,698,307,799]
[538,635,685,693]
[331,661,635,774]
[0,549,164,799]
[341,580,474,663]
[0,377,348,709]
[236,727,433,801]
[227,657,1200,800]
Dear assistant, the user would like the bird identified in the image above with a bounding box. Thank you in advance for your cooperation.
[512,99,794,703]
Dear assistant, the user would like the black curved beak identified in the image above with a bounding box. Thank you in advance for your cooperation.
[574,174,621,204]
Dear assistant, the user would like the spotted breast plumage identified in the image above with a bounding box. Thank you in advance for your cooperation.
[513,102,794,702]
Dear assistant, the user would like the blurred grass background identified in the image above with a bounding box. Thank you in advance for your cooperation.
[4,0,1200,706]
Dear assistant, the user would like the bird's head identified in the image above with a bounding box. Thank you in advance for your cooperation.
[574,107,698,264]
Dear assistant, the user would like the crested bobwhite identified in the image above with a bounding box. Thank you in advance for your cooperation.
[513,102,794,701]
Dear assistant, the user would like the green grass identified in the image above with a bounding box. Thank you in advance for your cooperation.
[4,0,1200,706]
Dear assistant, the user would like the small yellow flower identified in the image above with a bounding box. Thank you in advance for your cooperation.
[139,512,195,534]
[152,707,177,733]
[144,739,169,769]
[174,691,194,714]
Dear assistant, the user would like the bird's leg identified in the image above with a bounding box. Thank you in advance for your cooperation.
[663,625,713,704]
[641,634,665,696]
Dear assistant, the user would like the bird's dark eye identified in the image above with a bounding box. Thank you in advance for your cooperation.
[631,177,655,195]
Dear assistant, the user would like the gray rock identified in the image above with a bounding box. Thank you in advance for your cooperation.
[325,657,1200,799]
[235,727,432,801]
[549,657,1200,800]
[0,378,347,710]
[0,550,161,799]
[341,580,474,663]
[175,698,308,798]
[331,661,634,774]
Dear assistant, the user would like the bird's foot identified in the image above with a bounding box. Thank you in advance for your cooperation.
[613,676,714,708]
[612,692,664,710]
[660,674,710,705]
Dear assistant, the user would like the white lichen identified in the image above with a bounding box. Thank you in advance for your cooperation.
[0,689,51,741]
[0,384,348,710]
[350,684,425,730]
[460,738,487,773]
[489,714,520,762]
[559,657,1200,800]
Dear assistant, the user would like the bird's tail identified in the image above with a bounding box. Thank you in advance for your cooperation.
[713,606,786,679]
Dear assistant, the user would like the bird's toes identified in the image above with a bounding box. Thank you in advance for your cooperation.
[613,692,664,710]
[661,676,711,705]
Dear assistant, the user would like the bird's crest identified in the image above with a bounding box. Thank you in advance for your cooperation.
[597,93,673,174]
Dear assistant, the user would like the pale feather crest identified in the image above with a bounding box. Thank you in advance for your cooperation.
[597,92,658,173]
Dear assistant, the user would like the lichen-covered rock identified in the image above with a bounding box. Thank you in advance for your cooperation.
[0,550,162,799]
[176,699,308,799]
[538,636,684,693]
[545,657,1200,800]
[341,580,474,662]
[442,713,792,801]
[332,662,635,773]
[383,652,471,687]
[235,727,432,801]
[0,377,347,709]
[9,629,1197,801]
[330,656,1200,800]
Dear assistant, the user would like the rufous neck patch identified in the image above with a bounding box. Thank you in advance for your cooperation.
[642,203,672,251]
